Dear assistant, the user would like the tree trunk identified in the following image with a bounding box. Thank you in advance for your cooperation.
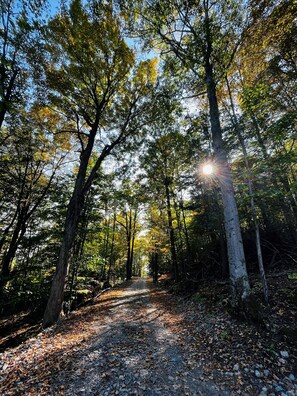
[0,69,18,132]
[42,130,94,328]
[102,201,110,278]
[152,249,159,283]
[164,178,179,281]
[204,59,250,304]
[173,196,186,277]
[0,217,26,290]
[126,246,132,280]
[126,210,132,280]
[0,209,18,255]
[226,77,268,303]
[42,112,121,327]
[180,198,191,253]
[43,190,83,327]
[130,209,137,278]
[107,211,116,283]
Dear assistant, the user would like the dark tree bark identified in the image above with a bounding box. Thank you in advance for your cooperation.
[43,123,98,327]
[1,218,26,280]
[164,177,179,281]
[125,207,138,280]
[173,196,186,277]
[152,249,159,283]
[125,209,133,280]
[130,209,137,277]
[107,211,117,283]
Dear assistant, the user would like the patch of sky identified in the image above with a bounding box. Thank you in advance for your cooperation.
[126,37,158,62]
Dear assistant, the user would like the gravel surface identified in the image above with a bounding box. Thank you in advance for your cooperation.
[52,278,229,395]
[3,277,295,395]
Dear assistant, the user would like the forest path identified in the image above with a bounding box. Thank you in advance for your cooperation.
[0,278,229,395]
[53,278,228,395]
[2,278,296,395]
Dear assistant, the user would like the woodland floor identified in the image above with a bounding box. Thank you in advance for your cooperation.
[0,276,296,395]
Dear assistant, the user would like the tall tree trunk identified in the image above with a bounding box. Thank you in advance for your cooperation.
[226,77,268,303]
[164,178,179,281]
[213,187,228,278]
[42,54,139,327]
[130,209,137,278]
[152,248,159,283]
[102,201,110,279]
[180,198,191,254]
[43,189,84,327]
[126,210,132,280]
[173,196,186,277]
[107,211,117,283]
[203,11,250,303]
[126,244,132,280]
[43,133,94,327]
[102,221,110,280]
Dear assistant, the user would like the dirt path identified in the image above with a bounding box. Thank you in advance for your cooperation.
[54,278,228,395]
[1,278,296,395]
[0,278,229,395]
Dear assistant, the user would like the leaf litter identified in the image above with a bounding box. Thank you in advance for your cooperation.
[0,277,296,395]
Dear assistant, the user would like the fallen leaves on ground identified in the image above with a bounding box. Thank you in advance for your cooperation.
[0,275,296,395]
[0,286,129,395]
[147,273,297,395]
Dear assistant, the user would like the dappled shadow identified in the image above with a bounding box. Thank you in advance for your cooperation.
[93,290,149,305]
[0,310,43,352]
[51,279,226,395]
[0,282,136,353]
[0,279,228,396]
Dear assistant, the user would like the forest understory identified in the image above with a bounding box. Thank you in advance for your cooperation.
[0,273,296,396]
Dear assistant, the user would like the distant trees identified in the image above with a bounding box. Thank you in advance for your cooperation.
[141,131,194,281]
[116,182,142,281]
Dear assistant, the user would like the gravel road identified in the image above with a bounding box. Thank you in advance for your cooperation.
[54,278,229,396]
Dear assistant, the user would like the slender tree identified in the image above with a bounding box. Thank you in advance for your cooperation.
[225,76,269,303]
[42,1,157,327]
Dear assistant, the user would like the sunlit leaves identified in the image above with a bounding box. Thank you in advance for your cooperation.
[43,0,136,127]
[134,58,158,89]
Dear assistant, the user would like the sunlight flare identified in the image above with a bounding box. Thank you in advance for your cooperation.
[202,163,214,175]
